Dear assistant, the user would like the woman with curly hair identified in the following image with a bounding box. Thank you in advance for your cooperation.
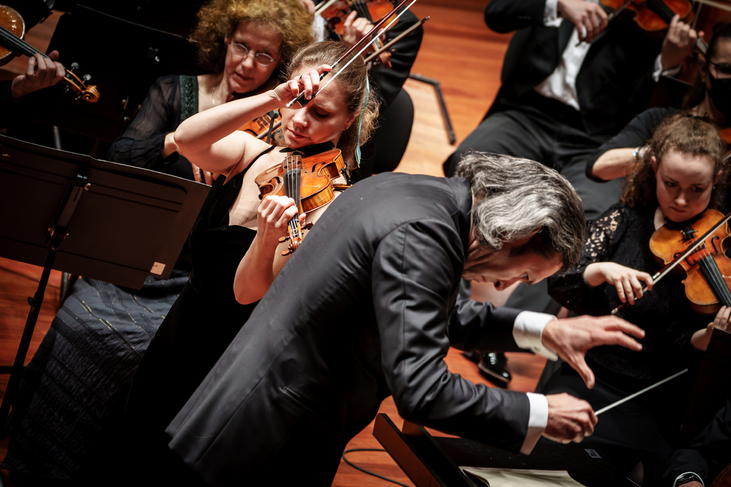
[545,113,730,485]
[105,0,313,182]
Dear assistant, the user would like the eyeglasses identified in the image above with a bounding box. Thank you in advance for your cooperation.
[709,60,731,77]
[229,41,278,66]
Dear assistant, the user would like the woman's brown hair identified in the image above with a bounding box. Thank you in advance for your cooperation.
[623,113,727,209]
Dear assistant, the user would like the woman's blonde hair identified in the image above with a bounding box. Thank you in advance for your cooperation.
[192,0,314,73]
[284,41,380,166]
[623,113,727,209]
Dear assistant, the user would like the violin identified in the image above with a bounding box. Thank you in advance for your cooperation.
[649,208,731,314]
[0,5,99,102]
[254,148,346,255]
[239,110,281,141]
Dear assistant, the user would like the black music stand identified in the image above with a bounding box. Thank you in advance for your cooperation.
[0,133,209,435]
[374,414,636,487]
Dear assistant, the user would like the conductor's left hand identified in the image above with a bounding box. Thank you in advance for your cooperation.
[541,316,645,389]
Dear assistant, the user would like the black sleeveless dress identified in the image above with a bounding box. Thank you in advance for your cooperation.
[123,145,276,435]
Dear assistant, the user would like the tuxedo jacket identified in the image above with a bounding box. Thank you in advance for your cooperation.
[485,0,664,136]
[167,173,535,487]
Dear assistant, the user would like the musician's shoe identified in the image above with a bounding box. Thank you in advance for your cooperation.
[477,352,511,385]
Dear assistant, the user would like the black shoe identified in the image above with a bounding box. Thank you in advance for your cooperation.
[477,352,511,385]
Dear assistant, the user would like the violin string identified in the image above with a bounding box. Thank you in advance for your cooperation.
[0,26,40,57]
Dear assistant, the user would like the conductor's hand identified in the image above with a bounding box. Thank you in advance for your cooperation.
[543,393,597,444]
[557,0,607,43]
[11,50,65,99]
[542,316,644,389]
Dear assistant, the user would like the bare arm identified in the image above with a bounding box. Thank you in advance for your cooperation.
[174,65,331,177]
[591,148,638,181]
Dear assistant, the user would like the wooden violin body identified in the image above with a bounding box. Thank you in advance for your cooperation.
[255,148,346,213]
[0,4,99,102]
[320,0,398,36]
[255,148,346,254]
[650,209,731,314]
[239,110,281,139]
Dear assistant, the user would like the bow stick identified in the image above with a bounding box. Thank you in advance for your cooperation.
[611,210,731,315]
[286,0,417,108]
[364,16,429,64]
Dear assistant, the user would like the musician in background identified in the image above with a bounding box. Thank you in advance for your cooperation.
[105,0,313,182]
[589,23,731,182]
[544,114,730,485]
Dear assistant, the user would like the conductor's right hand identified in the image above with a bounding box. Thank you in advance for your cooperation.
[543,393,597,443]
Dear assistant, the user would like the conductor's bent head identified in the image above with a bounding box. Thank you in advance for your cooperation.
[455,152,585,291]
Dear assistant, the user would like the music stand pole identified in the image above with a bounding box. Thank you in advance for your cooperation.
[0,170,89,436]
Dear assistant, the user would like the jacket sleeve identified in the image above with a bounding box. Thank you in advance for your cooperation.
[372,220,531,453]
[484,0,547,33]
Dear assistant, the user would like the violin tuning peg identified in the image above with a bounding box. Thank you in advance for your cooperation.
[278,236,290,243]
[304,222,313,230]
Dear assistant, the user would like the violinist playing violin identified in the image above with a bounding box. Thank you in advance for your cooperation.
[113,40,379,487]
[590,23,731,182]
[546,113,729,485]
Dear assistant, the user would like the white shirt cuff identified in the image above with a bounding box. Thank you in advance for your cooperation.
[521,392,548,454]
[544,0,561,26]
[653,54,682,81]
[514,311,559,361]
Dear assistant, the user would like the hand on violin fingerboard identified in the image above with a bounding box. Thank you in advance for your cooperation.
[660,15,701,72]
[557,0,607,43]
[341,11,376,51]
[10,50,64,99]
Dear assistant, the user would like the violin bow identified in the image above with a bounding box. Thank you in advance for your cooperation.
[611,210,731,314]
[286,0,417,108]
[364,15,429,64]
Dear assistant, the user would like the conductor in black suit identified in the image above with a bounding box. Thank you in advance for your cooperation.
[163,154,646,487]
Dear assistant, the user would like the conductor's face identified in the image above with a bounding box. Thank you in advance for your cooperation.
[462,233,562,291]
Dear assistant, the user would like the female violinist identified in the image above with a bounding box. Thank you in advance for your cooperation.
[116,40,378,485]
[589,22,731,182]
[546,113,728,485]
[104,0,314,182]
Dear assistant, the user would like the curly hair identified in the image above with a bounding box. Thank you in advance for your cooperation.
[283,41,380,166]
[623,113,727,209]
[191,0,314,73]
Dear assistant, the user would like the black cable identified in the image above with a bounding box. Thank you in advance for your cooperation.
[341,448,412,487]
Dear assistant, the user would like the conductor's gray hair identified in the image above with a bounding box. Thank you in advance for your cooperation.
[455,152,585,271]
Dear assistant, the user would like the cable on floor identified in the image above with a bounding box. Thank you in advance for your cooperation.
[341,448,412,487]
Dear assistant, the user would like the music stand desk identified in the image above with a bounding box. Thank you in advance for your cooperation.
[374,413,636,487]
[0,133,209,432]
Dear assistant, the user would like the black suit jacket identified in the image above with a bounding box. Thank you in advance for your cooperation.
[485,0,664,136]
[166,173,536,487]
